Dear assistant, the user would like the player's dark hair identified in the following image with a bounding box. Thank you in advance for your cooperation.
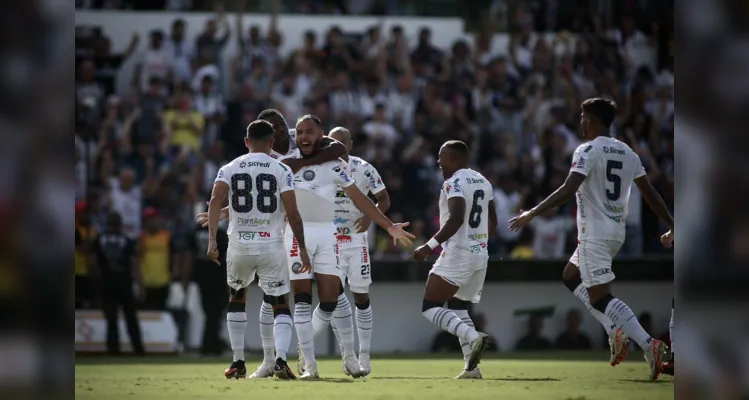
[257,108,288,127]
[246,120,275,140]
[296,114,323,129]
[443,140,470,157]
[581,97,617,127]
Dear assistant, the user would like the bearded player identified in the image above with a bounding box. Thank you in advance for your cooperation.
[509,98,674,380]
[413,140,495,378]
[289,114,413,379]
[206,120,311,380]
[323,127,389,376]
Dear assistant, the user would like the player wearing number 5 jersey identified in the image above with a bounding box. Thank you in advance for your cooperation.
[413,140,496,379]
[206,120,312,380]
[509,98,674,381]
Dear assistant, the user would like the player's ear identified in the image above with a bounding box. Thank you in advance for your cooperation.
[244,137,250,150]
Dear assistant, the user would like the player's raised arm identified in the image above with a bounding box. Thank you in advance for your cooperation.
[278,167,312,272]
[207,168,230,265]
[283,137,346,172]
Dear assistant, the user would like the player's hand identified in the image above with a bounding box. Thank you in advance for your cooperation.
[386,222,415,246]
[660,229,674,248]
[282,158,305,173]
[299,248,312,274]
[354,216,372,233]
[508,209,535,232]
[207,239,220,265]
[413,245,432,261]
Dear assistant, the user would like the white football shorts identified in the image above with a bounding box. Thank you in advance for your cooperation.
[338,243,372,293]
[226,243,290,297]
[284,222,340,281]
[569,239,623,287]
[429,249,488,303]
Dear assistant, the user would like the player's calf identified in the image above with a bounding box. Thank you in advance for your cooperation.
[447,297,477,372]
[293,291,317,374]
[225,290,249,379]
[352,291,373,374]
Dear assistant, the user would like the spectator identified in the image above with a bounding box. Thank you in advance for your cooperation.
[193,75,226,149]
[515,315,551,350]
[362,103,399,145]
[529,207,574,259]
[165,18,194,85]
[76,60,106,119]
[75,201,96,309]
[194,5,231,68]
[510,228,534,259]
[133,30,173,93]
[555,309,592,350]
[109,167,143,240]
[92,212,145,355]
[138,207,173,310]
[131,77,168,147]
[162,94,205,154]
[493,174,523,253]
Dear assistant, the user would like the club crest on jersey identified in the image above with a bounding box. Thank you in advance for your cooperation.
[291,262,302,274]
[303,170,316,181]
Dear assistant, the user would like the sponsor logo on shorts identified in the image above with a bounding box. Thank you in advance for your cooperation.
[337,235,352,243]
[361,246,369,263]
[303,170,316,181]
[469,244,485,253]
[289,236,299,257]
[592,268,612,277]
[228,278,244,285]
[291,262,302,274]
[333,217,349,225]
[237,217,271,226]
[267,280,285,288]
[238,231,271,240]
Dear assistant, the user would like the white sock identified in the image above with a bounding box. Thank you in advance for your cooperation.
[603,297,652,349]
[334,294,356,357]
[355,303,373,355]
[312,304,333,337]
[274,313,293,361]
[453,309,475,370]
[573,284,616,335]
[422,307,479,343]
[669,305,674,356]
[259,302,275,365]
[294,302,316,367]
[227,311,247,362]
[330,317,342,353]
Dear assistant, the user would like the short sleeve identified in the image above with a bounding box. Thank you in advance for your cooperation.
[215,165,230,185]
[365,165,386,194]
[570,144,594,176]
[634,153,646,179]
[332,161,355,188]
[279,164,294,193]
[444,177,465,200]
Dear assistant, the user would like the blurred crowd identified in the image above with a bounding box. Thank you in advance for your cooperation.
[75,0,674,308]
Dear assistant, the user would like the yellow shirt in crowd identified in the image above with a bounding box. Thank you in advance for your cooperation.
[164,110,204,153]
[139,230,171,288]
[75,223,95,276]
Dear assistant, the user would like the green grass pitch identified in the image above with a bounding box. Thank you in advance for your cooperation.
[75,352,673,399]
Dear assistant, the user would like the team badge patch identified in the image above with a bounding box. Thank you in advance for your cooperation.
[303,170,316,181]
[291,262,303,274]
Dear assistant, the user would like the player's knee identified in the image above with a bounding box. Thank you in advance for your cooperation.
[422,299,443,313]
[352,292,369,307]
[229,287,246,301]
[591,293,614,313]
[227,302,245,313]
[294,292,313,305]
[319,301,337,313]
[273,306,292,317]
[562,272,583,292]
[264,294,287,306]
[447,297,471,310]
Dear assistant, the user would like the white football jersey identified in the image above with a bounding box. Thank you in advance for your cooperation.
[214,153,294,252]
[294,159,355,223]
[439,169,494,255]
[270,128,298,160]
[333,156,386,246]
[570,136,646,242]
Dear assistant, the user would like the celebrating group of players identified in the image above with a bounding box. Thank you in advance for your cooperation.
[197,97,675,381]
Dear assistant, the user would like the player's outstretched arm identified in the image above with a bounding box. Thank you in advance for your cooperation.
[634,175,674,231]
[280,190,312,272]
[355,189,391,233]
[343,184,414,245]
[509,171,585,231]
[414,197,465,261]
[207,181,229,265]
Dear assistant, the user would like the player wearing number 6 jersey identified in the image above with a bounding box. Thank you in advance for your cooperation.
[413,140,496,379]
[206,120,312,380]
[508,98,674,381]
